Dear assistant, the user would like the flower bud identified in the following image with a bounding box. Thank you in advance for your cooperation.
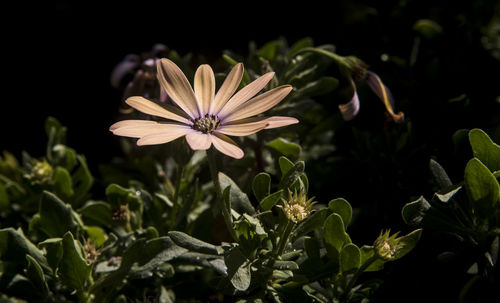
[373,230,405,260]
[24,159,53,186]
[280,190,315,223]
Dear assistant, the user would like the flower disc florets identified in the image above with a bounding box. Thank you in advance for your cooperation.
[193,114,220,134]
[281,189,315,223]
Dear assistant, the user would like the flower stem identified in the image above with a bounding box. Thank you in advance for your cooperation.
[276,220,294,257]
[169,165,184,229]
[206,147,238,241]
[342,255,379,302]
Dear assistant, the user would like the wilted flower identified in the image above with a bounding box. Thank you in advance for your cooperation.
[110,59,298,159]
[373,230,405,260]
[24,159,53,185]
[331,56,404,123]
[280,190,315,223]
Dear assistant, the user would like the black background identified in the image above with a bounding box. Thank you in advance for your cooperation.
[3,1,355,168]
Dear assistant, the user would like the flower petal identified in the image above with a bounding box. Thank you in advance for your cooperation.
[222,116,299,129]
[365,71,404,123]
[222,85,293,122]
[338,82,360,121]
[216,72,275,119]
[210,63,243,115]
[185,132,212,150]
[126,96,192,124]
[111,121,190,138]
[136,126,192,146]
[110,120,157,132]
[210,133,244,159]
[194,64,215,116]
[157,58,200,119]
[217,121,269,136]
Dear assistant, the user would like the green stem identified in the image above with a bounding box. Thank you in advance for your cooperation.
[342,255,379,302]
[294,47,348,68]
[169,165,184,229]
[206,147,238,241]
[276,220,294,257]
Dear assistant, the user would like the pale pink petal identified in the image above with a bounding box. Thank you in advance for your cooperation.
[210,133,244,159]
[217,121,269,136]
[338,89,360,121]
[194,64,215,116]
[110,120,157,132]
[209,63,243,115]
[216,72,275,119]
[136,127,192,146]
[126,96,192,124]
[222,85,293,122]
[157,58,200,119]
[111,122,190,138]
[185,132,212,150]
[222,116,299,129]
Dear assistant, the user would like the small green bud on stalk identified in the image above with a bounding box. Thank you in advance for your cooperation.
[373,230,406,261]
[24,159,53,186]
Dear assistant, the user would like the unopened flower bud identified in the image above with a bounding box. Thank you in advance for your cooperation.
[373,230,405,261]
[24,159,53,186]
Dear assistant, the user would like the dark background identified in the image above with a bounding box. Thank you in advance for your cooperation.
[2,1,500,302]
[2,0,429,167]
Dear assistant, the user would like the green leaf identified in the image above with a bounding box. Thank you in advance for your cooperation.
[429,159,453,189]
[293,208,331,239]
[71,155,93,207]
[259,190,283,211]
[464,158,500,220]
[225,247,251,291]
[85,226,107,248]
[469,128,500,172]
[78,200,112,227]
[267,138,301,161]
[328,198,352,226]
[218,172,256,215]
[340,243,361,272]
[258,40,283,61]
[402,196,465,233]
[91,237,187,297]
[51,144,77,171]
[25,255,49,296]
[52,166,74,199]
[359,246,385,272]
[288,37,314,58]
[38,238,63,271]
[59,232,91,292]
[272,260,299,270]
[323,213,351,257]
[0,228,47,268]
[434,185,462,203]
[38,191,81,238]
[393,229,422,260]
[295,76,339,98]
[401,196,431,227]
[279,156,295,176]
[168,231,222,255]
[252,173,271,201]
[278,161,305,191]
